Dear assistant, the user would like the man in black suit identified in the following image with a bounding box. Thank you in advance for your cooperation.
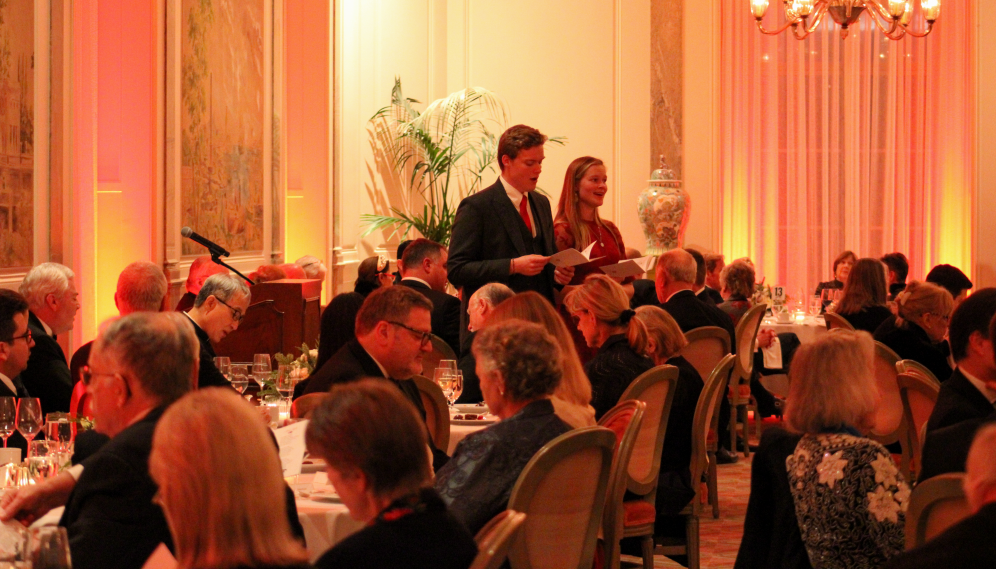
[17,262,79,413]
[885,423,996,569]
[656,248,738,462]
[925,288,996,435]
[173,255,229,313]
[183,273,250,389]
[447,124,574,346]
[0,290,34,454]
[0,312,197,569]
[302,286,448,469]
[686,248,717,306]
[398,238,462,355]
[457,282,514,404]
[880,252,909,301]
[703,252,726,305]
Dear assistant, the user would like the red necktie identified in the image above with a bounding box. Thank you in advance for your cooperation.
[519,195,533,234]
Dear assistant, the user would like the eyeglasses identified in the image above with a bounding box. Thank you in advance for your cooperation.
[387,321,433,347]
[0,329,31,344]
[214,296,244,323]
[81,365,117,386]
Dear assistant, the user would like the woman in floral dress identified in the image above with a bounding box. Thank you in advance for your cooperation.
[735,330,908,569]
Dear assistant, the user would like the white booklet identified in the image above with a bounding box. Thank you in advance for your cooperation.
[274,419,309,478]
[548,242,603,268]
[599,256,657,279]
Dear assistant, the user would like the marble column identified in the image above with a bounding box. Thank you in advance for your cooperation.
[651,0,682,178]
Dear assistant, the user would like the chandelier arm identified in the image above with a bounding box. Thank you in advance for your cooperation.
[803,4,829,33]
[863,3,901,37]
[754,17,804,36]
[791,21,814,40]
[902,21,935,38]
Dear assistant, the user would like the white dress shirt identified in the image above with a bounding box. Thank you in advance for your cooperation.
[499,176,536,238]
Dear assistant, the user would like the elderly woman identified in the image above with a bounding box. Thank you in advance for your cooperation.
[435,320,573,535]
[736,331,908,569]
[487,291,596,428]
[306,379,476,569]
[149,388,310,569]
[814,250,857,298]
[717,260,757,323]
[564,274,653,419]
[835,258,894,333]
[874,280,954,382]
[354,256,393,297]
[634,306,703,519]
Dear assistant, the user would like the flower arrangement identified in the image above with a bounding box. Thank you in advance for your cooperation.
[274,342,319,380]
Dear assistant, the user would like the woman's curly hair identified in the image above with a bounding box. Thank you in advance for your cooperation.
[472,319,562,402]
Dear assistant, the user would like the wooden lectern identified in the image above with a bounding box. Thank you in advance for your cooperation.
[213,279,322,362]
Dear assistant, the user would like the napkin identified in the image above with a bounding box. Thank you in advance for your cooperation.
[549,242,603,268]
[762,336,783,370]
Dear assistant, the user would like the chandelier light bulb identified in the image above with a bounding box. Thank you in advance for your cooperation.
[887,0,907,18]
[921,0,940,22]
[900,0,914,25]
[751,0,770,19]
[793,0,815,17]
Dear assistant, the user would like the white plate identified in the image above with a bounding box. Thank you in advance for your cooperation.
[308,491,341,503]
[454,404,489,414]
[452,418,497,426]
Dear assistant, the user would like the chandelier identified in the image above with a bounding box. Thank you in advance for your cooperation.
[749,0,940,40]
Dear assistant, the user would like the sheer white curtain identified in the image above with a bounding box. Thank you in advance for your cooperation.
[720,2,975,298]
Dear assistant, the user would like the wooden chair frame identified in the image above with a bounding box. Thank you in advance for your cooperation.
[823,312,856,331]
[681,327,731,385]
[598,400,647,569]
[471,510,527,569]
[905,473,969,550]
[896,359,941,387]
[897,371,941,482]
[506,426,616,569]
[411,375,451,452]
[656,354,736,569]
[730,304,767,457]
[290,392,330,419]
[422,333,458,379]
[869,341,902,447]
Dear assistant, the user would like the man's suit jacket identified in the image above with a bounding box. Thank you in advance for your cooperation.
[16,312,73,413]
[919,411,996,482]
[60,406,172,569]
[69,341,93,387]
[302,339,448,469]
[663,290,738,355]
[447,180,558,345]
[398,279,461,356]
[925,367,994,435]
[630,279,660,309]
[883,502,996,569]
[698,287,723,306]
[185,315,233,390]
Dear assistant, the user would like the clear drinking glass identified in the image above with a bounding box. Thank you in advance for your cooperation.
[25,526,72,569]
[44,413,73,453]
[434,368,455,407]
[213,356,231,380]
[450,371,464,405]
[808,295,822,317]
[276,365,294,400]
[230,364,250,394]
[438,360,457,372]
[252,354,272,389]
[16,399,42,456]
[26,441,54,482]
[0,398,15,449]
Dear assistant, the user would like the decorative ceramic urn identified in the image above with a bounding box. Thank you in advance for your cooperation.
[636,156,690,255]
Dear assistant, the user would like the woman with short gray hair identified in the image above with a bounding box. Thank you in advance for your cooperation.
[434,319,573,535]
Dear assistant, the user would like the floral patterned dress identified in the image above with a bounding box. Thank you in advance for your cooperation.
[786,433,909,569]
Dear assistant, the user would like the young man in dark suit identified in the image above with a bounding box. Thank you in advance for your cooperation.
[16,262,79,413]
[447,124,574,346]
[398,238,462,355]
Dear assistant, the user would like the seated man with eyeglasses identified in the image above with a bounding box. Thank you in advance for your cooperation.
[183,273,251,389]
[0,290,35,454]
[303,285,449,469]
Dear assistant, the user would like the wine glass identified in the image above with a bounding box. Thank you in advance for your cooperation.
[213,356,231,380]
[252,354,272,389]
[434,368,455,408]
[44,412,73,453]
[276,365,294,400]
[438,360,457,372]
[230,364,250,394]
[16,398,42,457]
[0,397,15,448]
[808,295,822,318]
[450,371,464,405]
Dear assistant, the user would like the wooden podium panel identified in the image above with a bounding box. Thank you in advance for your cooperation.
[213,279,322,362]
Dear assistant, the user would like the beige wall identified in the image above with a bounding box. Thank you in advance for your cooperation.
[976,0,996,288]
[333,0,651,291]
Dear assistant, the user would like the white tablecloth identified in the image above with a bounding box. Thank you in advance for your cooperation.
[761,316,828,344]
[295,496,364,563]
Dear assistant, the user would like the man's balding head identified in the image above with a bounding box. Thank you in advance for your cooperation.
[115,262,168,315]
[655,249,697,302]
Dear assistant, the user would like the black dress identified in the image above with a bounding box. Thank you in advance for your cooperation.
[839,305,893,334]
[434,399,572,535]
[584,334,654,419]
[873,318,953,384]
[656,355,703,516]
[314,489,476,569]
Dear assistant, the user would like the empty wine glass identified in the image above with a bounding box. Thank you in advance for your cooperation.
[230,364,249,394]
[276,365,294,401]
[16,398,42,457]
[252,354,272,389]
[0,397,15,448]
[808,295,822,318]
[213,356,231,380]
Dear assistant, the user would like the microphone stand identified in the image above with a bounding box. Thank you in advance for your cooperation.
[210,253,256,286]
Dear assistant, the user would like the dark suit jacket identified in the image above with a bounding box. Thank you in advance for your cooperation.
[184,314,233,390]
[630,279,660,309]
[69,341,92,386]
[874,318,953,385]
[174,291,196,313]
[16,312,73,413]
[919,411,996,482]
[302,339,449,469]
[447,180,558,345]
[701,286,724,305]
[883,502,996,569]
[0,377,27,454]
[398,279,461,356]
[925,367,994,434]
[60,406,172,569]
[455,331,482,404]
[663,290,738,355]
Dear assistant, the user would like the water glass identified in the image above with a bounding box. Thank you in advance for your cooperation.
[230,364,250,394]
[16,399,42,455]
[808,295,821,317]
[437,360,457,372]
[25,526,72,569]
[44,413,74,453]
[213,356,231,380]
[434,368,456,407]
[0,398,15,449]
[276,365,294,400]
[450,371,464,405]
[253,354,272,388]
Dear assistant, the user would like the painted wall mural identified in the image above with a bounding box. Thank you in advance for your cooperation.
[180,0,264,256]
[0,0,33,270]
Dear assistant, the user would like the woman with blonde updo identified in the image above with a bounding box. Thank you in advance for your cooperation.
[486,291,596,427]
[874,280,954,382]
[564,274,653,418]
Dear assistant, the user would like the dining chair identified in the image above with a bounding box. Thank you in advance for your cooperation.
[680,327,731,385]
[69,380,92,419]
[411,375,451,452]
[422,333,457,379]
[868,341,903,449]
[823,312,856,331]
[656,354,736,569]
[905,473,970,550]
[597,399,646,569]
[471,510,527,569]
[897,371,941,482]
[729,304,766,457]
[506,426,616,569]
[896,359,941,387]
[290,392,330,419]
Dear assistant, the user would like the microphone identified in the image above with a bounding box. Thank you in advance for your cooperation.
[180,227,230,258]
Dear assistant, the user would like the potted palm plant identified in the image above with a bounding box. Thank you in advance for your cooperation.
[363,78,562,246]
